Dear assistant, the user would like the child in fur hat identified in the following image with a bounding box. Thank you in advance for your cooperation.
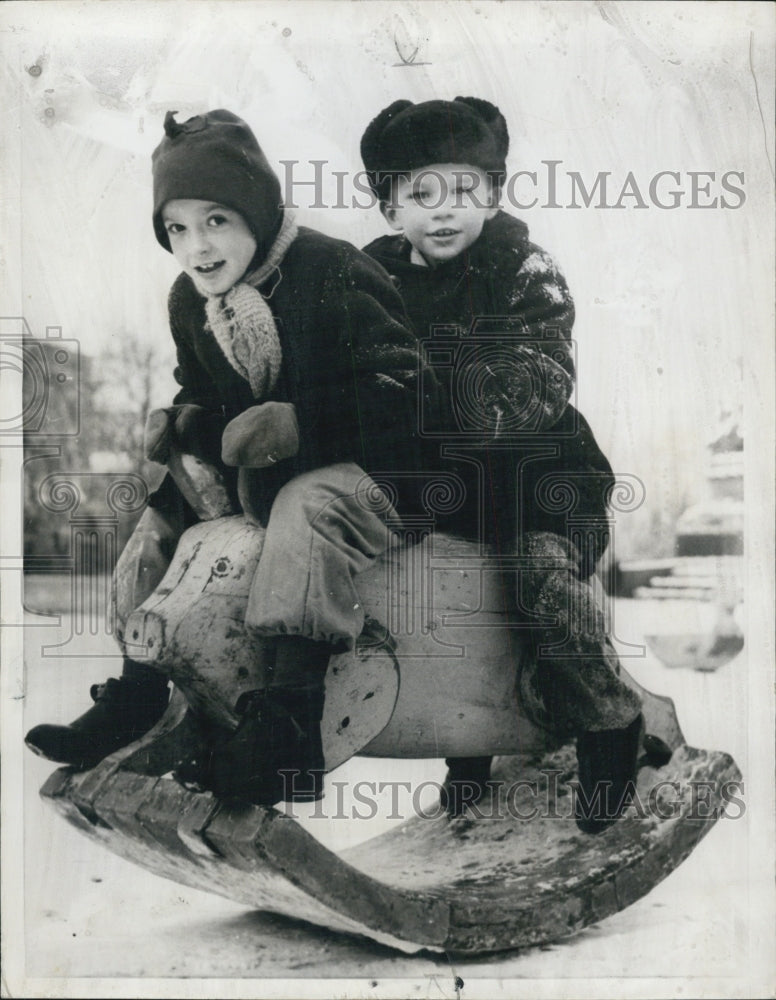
[361,97,648,831]
[26,109,430,807]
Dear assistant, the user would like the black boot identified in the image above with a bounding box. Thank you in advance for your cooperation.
[575,713,644,834]
[439,756,493,817]
[192,686,325,805]
[174,636,330,806]
[25,662,169,770]
[175,687,325,805]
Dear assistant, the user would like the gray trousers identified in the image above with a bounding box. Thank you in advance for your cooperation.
[244,463,399,647]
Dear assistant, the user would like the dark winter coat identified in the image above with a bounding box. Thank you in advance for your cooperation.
[150,225,431,525]
[363,210,614,574]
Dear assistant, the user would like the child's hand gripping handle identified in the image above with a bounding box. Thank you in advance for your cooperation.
[221,402,300,527]
[220,402,300,468]
[144,405,237,521]
[145,404,227,465]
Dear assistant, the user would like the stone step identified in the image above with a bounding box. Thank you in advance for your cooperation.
[671,556,742,577]
[635,586,713,602]
[648,576,716,591]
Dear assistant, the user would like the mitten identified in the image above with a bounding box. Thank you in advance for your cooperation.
[172,404,227,464]
[221,402,300,468]
[144,404,227,465]
[464,349,572,438]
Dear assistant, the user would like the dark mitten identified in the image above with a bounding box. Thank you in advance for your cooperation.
[221,402,299,468]
[463,347,572,439]
[144,405,226,465]
[172,404,228,464]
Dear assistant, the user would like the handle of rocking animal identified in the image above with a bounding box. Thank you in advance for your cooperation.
[166,443,238,521]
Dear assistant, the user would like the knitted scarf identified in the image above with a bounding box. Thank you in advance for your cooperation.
[204,210,298,399]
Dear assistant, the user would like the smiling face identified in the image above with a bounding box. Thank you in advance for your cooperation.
[381,163,499,267]
[161,200,257,296]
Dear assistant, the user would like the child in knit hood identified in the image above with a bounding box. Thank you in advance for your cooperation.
[26,109,430,807]
[361,97,648,830]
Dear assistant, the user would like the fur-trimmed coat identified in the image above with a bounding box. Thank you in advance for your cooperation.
[150,225,432,525]
[363,210,614,574]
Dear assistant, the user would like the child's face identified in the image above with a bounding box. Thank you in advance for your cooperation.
[161,200,257,296]
[382,164,499,266]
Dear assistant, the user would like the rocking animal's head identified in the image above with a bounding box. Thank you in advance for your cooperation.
[152,109,283,295]
[360,97,509,266]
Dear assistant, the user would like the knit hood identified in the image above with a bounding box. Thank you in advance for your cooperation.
[360,97,509,201]
[152,109,282,257]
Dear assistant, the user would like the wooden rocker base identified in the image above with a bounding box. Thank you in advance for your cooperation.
[40,688,741,956]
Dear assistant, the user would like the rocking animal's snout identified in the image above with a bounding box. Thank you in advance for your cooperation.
[124,608,166,663]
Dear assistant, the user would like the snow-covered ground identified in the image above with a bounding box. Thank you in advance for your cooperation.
[15,590,768,997]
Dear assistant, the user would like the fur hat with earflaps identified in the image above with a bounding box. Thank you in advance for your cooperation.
[360,97,509,202]
[152,109,283,258]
